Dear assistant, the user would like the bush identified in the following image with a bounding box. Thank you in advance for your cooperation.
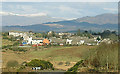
[6,60,19,68]
[2,45,12,49]
[65,61,70,66]
[2,50,6,52]
[90,57,100,68]
[10,47,27,52]
[58,62,63,65]
[87,42,118,71]
[67,60,83,72]
[26,59,54,70]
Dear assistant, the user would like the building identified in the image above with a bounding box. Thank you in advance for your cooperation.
[9,31,24,37]
[50,37,66,45]
[43,39,50,45]
[66,39,72,44]
[27,37,43,45]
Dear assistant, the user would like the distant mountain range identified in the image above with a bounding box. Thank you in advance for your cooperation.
[1,15,66,26]
[2,13,118,32]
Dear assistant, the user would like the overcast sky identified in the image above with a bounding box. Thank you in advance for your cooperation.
[1,2,118,18]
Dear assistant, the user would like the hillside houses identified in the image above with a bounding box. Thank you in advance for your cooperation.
[49,36,99,46]
[27,37,43,45]
[9,31,25,37]
[8,31,114,46]
[50,37,66,45]
[9,31,33,40]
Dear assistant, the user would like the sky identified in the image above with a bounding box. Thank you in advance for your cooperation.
[1,0,119,2]
[1,2,118,19]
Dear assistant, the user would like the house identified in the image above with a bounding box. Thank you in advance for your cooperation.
[58,32,74,38]
[48,31,53,35]
[32,38,43,45]
[68,36,87,45]
[50,37,66,45]
[93,35,101,40]
[23,35,29,40]
[43,39,50,45]
[101,38,112,44]
[66,39,72,44]
[68,36,98,45]
[27,37,43,45]
[9,31,24,37]
[79,40,85,44]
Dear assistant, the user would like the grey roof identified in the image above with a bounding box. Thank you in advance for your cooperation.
[32,38,44,40]
[50,36,97,44]
[50,37,66,43]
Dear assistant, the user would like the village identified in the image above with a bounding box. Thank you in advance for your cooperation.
[8,30,112,47]
[2,30,118,72]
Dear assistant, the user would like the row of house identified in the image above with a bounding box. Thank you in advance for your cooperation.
[27,37,50,45]
[49,36,99,46]
[9,31,50,45]
[9,31,112,46]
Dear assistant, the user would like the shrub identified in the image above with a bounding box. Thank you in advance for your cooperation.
[87,42,118,71]
[65,61,70,66]
[10,47,27,52]
[67,60,83,72]
[26,59,54,70]
[90,57,100,68]
[6,60,19,68]
[58,62,63,65]
[2,50,6,52]
[21,61,27,66]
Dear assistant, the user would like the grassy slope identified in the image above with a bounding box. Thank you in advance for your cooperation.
[2,45,96,71]
[2,39,14,46]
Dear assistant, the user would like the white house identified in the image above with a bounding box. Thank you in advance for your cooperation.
[27,37,43,44]
[77,40,85,45]
[23,35,29,41]
[9,31,24,37]
[66,39,72,44]
[80,40,85,44]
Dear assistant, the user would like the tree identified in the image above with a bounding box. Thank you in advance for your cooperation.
[51,31,56,37]
[96,37,101,41]
[100,30,111,38]
[42,32,47,38]
[84,30,88,33]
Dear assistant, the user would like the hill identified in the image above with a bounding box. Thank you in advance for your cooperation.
[2,13,118,32]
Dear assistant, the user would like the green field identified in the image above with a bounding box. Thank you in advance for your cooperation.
[2,45,96,71]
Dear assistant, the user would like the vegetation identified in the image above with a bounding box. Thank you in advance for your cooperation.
[92,30,118,40]
[2,30,118,72]
[65,61,70,66]
[58,62,63,65]
[9,47,27,52]
[67,60,83,72]
[26,59,54,70]
[33,33,42,37]
[6,60,19,68]
[82,42,118,72]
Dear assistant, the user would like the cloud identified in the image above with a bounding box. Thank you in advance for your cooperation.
[0,11,47,16]
[51,17,77,20]
[103,8,118,12]
[5,4,39,14]
[58,5,82,15]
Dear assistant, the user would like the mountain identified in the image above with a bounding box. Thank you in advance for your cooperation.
[74,13,118,25]
[2,13,118,32]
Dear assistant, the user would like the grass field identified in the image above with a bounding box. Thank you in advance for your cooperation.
[2,45,96,71]
[2,39,15,46]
